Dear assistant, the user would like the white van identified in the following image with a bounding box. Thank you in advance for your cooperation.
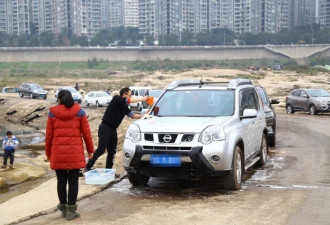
[129,86,151,111]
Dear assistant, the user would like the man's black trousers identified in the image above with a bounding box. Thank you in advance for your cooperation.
[86,123,117,169]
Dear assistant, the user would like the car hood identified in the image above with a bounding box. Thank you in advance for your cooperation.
[97,96,112,101]
[135,116,231,133]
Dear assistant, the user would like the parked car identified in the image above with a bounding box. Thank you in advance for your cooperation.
[256,86,279,147]
[271,65,282,70]
[123,79,270,190]
[55,87,82,104]
[18,83,47,99]
[84,91,112,107]
[129,86,152,111]
[286,88,330,115]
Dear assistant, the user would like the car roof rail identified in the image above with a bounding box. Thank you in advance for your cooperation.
[228,79,252,89]
[167,78,252,90]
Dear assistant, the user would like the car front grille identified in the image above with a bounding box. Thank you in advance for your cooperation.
[144,133,154,141]
[158,134,178,143]
[181,134,194,142]
[143,146,192,151]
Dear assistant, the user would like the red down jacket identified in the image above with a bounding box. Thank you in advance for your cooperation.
[45,103,94,170]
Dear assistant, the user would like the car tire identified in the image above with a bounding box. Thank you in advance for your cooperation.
[224,146,243,190]
[127,172,150,186]
[43,95,47,100]
[286,104,294,114]
[96,101,100,107]
[19,92,23,98]
[257,133,268,167]
[309,104,318,115]
[30,93,35,99]
[85,101,89,107]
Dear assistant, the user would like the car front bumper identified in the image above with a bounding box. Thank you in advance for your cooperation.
[123,143,233,179]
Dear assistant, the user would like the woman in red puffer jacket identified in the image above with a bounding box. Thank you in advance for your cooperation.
[45,90,94,220]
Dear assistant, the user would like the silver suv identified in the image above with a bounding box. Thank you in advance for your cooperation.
[123,79,269,190]
[286,88,330,115]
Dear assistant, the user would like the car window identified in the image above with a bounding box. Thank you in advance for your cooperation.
[95,92,108,97]
[307,89,330,97]
[30,84,41,89]
[300,91,308,97]
[257,88,268,105]
[240,90,259,116]
[152,90,235,117]
[131,90,135,95]
[292,90,301,96]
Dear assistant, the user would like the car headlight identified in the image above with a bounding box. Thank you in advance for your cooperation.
[199,125,226,145]
[32,90,38,93]
[265,111,274,119]
[125,124,141,143]
[316,99,327,104]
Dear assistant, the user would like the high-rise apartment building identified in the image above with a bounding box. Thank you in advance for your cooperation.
[0,0,31,35]
[261,0,291,33]
[320,0,330,28]
[30,0,54,34]
[123,0,139,27]
[101,0,123,30]
[292,0,318,28]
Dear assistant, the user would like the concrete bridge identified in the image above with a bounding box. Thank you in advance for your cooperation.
[0,45,329,65]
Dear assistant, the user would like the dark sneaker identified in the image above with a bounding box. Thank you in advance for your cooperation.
[1,165,6,168]
[9,164,13,169]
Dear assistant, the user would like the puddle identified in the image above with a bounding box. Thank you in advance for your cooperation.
[107,178,233,200]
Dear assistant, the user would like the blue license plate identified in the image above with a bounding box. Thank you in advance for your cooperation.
[150,154,181,167]
[74,98,78,101]
[40,94,45,97]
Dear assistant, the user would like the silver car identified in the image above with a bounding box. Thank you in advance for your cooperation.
[123,79,269,190]
[285,88,330,115]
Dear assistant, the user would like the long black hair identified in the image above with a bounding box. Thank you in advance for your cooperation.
[57,90,74,108]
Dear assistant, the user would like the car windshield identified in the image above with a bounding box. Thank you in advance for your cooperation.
[257,88,268,104]
[30,84,42,89]
[307,89,330,97]
[152,90,235,117]
[149,90,164,98]
[63,87,78,93]
[95,92,109,97]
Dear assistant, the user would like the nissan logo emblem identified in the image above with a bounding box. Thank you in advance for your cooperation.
[163,134,172,143]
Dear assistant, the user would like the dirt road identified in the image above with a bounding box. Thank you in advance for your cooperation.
[18,114,330,225]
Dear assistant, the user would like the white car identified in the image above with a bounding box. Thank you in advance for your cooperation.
[84,91,112,107]
[129,86,152,111]
[55,87,82,104]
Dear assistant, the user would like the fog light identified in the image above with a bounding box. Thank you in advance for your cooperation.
[125,152,131,159]
[210,155,220,163]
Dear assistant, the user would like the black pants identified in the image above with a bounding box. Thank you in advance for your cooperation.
[3,150,15,165]
[55,169,80,205]
[86,123,117,169]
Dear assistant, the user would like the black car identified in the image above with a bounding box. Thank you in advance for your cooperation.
[18,83,48,99]
[256,86,279,147]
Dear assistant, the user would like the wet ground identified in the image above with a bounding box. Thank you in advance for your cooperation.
[19,113,330,225]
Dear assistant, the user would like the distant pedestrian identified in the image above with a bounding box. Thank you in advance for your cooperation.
[45,90,94,220]
[85,87,147,172]
[105,88,111,95]
[75,83,79,91]
[1,131,18,169]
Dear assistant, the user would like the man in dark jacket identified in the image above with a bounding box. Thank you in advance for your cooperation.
[85,87,147,171]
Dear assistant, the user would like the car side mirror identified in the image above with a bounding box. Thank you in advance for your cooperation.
[270,98,280,104]
[241,109,257,119]
[301,94,308,98]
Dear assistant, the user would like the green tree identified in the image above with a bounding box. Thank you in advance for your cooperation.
[28,35,40,46]
[17,33,29,47]
[181,30,193,45]
[40,31,55,46]
[144,34,154,46]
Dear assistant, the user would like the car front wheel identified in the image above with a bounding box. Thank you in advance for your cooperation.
[309,105,318,115]
[85,101,89,107]
[19,92,23,98]
[96,101,100,107]
[30,93,35,99]
[127,172,150,186]
[224,146,243,190]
